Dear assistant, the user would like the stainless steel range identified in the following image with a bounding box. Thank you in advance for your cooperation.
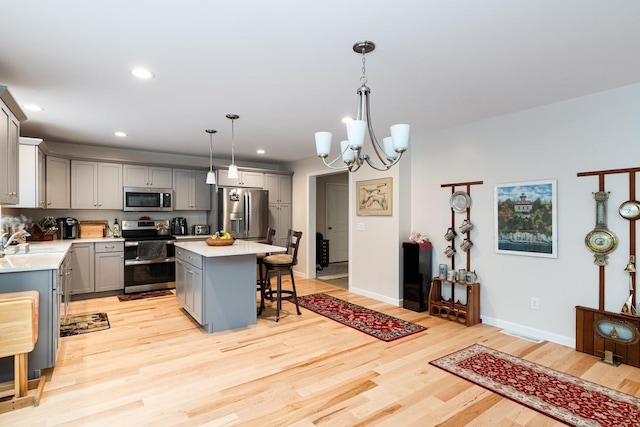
[122,220,176,294]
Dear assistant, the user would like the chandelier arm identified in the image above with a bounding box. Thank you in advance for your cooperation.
[364,151,404,171]
[320,156,350,171]
[362,90,391,166]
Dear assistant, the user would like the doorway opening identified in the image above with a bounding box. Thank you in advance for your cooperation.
[312,172,349,288]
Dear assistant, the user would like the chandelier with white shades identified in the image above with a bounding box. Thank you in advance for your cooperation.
[314,41,410,172]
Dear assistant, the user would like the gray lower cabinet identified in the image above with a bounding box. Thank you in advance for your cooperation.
[0,264,64,381]
[70,241,123,294]
[70,243,94,294]
[175,247,256,333]
[175,248,203,323]
[95,242,124,292]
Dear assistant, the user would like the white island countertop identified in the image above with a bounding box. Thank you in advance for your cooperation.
[174,239,286,257]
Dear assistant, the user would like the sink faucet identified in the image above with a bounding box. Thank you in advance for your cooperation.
[0,230,31,257]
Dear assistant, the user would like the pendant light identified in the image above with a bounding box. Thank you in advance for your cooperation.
[205,129,217,184]
[226,114,239,179]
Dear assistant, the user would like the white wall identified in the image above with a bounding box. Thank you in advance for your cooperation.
[414,83,640,346]
[289,82,640,348]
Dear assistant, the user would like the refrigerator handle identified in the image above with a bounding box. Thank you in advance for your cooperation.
[246,191,251,235]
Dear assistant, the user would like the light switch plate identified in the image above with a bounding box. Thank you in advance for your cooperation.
[356,223,365,231]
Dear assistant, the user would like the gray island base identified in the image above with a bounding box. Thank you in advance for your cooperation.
[174,240,286,333]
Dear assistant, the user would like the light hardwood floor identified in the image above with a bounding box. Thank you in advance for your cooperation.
[1,278,639,426]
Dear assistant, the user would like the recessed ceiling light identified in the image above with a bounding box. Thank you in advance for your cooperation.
[24,104,43,111]
[341,117,353,124]
[257,149,265,154]
[131,68,155,79]
[114,131,127,137]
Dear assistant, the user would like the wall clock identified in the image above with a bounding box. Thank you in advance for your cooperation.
[584,191,618,266]
[618,200,640,220]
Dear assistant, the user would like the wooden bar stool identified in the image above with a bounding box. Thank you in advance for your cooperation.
[256,227,276,315]
[0,290,46,413]
[262,230,302,322]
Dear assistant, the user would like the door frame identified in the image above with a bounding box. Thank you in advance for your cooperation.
[325,182,349,263]
[305,170,351,280]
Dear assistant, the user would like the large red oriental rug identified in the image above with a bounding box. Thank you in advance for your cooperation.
[297,293,426,342]
[430,344,640,427]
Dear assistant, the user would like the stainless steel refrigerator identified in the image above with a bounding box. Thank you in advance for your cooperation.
[217,188,269,240]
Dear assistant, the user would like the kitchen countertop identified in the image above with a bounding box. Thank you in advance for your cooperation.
[0,238,124,273]
[174,240,286,257]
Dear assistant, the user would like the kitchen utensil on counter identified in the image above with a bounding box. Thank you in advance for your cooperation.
[56,217,79,239]
[171,217,187,235]
[79,220,108,238]
[192,225,210,235]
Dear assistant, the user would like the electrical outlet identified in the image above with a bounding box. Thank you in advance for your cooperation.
[530,297,540,310]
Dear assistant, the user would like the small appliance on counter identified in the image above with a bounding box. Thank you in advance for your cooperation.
[56,217,79,239]
[192,224,210,235]
[171,217,187,235]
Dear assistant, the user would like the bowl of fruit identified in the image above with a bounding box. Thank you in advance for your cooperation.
[205,231,235,246]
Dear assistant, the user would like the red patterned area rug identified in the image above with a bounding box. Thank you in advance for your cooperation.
[430,344,640,427]
[297,293,426,342]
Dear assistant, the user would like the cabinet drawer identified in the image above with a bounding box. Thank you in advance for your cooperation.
[95,242,124,253]
[176,248,202,269]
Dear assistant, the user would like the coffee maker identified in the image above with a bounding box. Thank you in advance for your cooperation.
[56,217,79,239]
[171,217,187,235]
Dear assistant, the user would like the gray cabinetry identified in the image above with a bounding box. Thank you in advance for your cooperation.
[264,173,292,247]
[263,173,291,204]
[16,138,46,208]
[217,169,264,188]
[0,267,61,381]
[0,86,26,205]
[46,156,71,209]
[71,161,123,209]
[94,242,124,292]
[69,243,94,294]
[173,168,210,210]
[175,248,203,323]
[269,203,292,247]
[123,164,172,188]
[69,241,123,294]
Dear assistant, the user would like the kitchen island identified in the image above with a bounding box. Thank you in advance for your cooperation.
[174,239,286,333]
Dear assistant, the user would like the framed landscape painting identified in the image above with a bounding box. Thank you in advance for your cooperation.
[494,179,557,258]
[356,177,392,216]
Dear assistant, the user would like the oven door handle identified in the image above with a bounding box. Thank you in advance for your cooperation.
[125,257,176,266]
[125,240,175,247]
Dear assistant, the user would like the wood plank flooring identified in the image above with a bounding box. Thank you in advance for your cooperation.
[1,278,639,426]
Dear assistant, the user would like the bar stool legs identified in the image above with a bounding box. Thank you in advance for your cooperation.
[268,269,301,322]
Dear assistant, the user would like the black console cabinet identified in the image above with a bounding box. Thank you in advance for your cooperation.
[402,242,433,312]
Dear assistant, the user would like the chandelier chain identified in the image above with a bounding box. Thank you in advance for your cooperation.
[360,49,368,86]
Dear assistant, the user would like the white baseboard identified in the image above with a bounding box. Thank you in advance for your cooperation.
[481,315,574,348]
[349,286,400,306]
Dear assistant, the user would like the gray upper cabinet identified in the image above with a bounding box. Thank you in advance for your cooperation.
[263,173,292,204]
[123,164,172,188]
[0,86,27,205]
[16,138,46,208]
[173,169,211,210]
[216,169,264,188]
[71,160,123,209]
[46,156,71,209]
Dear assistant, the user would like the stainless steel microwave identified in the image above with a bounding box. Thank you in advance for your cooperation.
[123,187,173,212]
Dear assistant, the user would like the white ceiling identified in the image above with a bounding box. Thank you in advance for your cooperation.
[2,0,640,165]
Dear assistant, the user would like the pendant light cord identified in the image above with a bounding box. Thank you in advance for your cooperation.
[231,118,235,165]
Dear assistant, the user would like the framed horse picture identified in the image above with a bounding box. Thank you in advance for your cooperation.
[356,177,392,216]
